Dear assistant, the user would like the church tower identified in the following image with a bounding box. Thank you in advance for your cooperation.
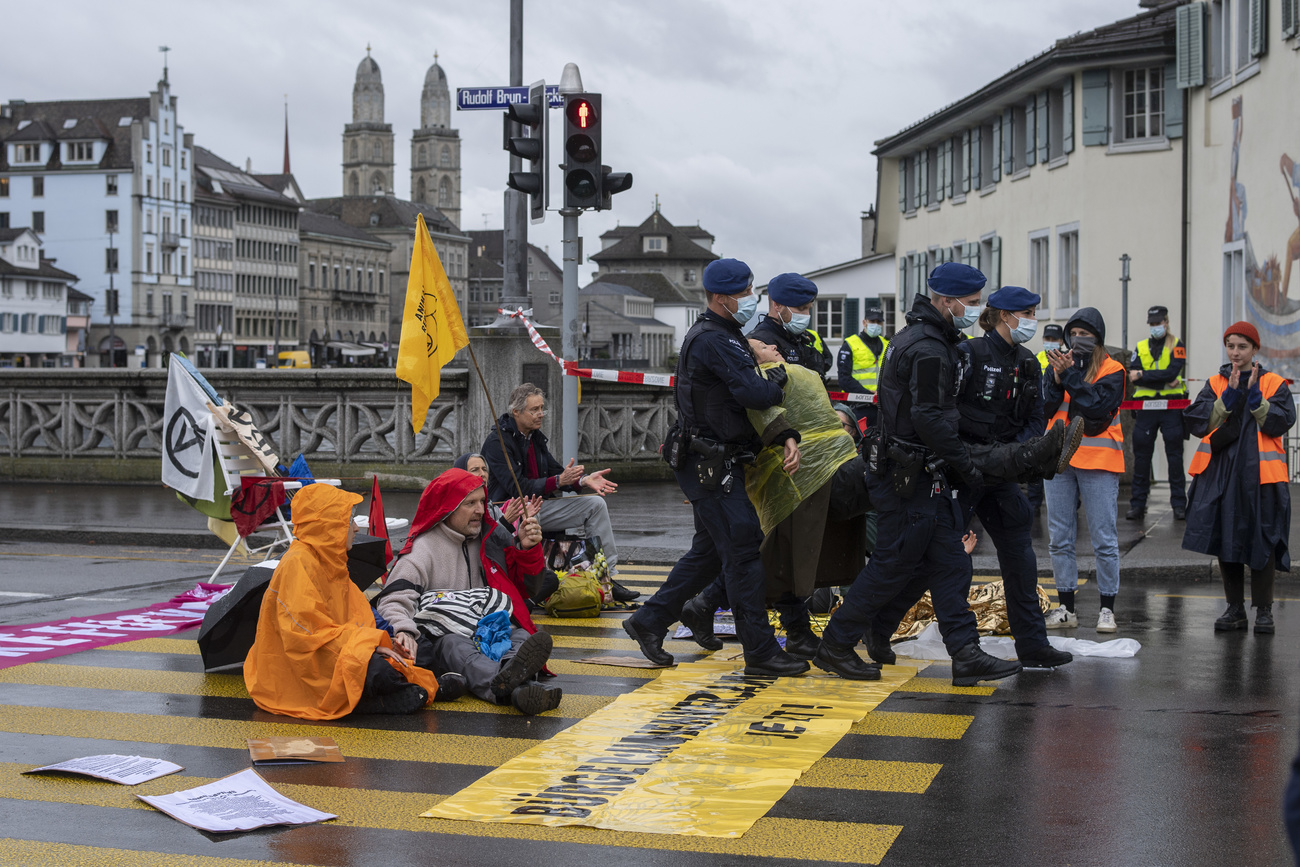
[410,53,462,228]
[342,47,394,197]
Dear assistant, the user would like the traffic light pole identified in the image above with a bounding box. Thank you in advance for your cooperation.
[499,0,529,321]
[561,206,580,462]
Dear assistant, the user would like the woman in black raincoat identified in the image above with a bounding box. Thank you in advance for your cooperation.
[1182,321,1296,633]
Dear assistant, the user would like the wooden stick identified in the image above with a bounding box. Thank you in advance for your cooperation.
[466,342,528,505]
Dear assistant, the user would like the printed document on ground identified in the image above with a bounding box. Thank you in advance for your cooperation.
[24,755,183,786]
[137,768,336,832]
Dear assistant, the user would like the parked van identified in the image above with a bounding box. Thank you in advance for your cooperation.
[277,351,311,369]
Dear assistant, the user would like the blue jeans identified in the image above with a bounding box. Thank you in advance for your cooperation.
[1045,467,1120,597]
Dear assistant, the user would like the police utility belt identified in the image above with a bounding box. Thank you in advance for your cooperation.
[861,428,953,500]
[662,425,754,493]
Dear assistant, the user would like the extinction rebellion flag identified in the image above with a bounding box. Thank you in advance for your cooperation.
[162,354,215,500]
[397,212,469,435]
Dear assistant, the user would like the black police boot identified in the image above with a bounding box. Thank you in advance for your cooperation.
[1018,420,1065,481]
[1254,604,1275,634]
[1214,603,1248,631]
[745,650,810,677]
[951,641,1022,687]
[783,626,821,661]
[1125,505,1146,521]
[433,672,469,702]
[679,596,723,652]
[1173,507,1187,521]
[813,640,881,681]
[622,616,674,666]
[865,631,897,666]
[1018,645,1073,669]
[610,579,640,602]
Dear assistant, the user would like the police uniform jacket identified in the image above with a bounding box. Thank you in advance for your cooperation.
[1128,337,1187,397]
[957,329,1044,445]
[876,295,976,480]
[750,315,833,376]
[678,310,793,449]
[837,330,887,395]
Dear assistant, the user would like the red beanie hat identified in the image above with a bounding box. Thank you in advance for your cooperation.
[1224,321,1260,348]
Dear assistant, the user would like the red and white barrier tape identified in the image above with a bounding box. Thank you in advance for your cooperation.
[826,391,877,405]
[497,307,564,364]
[1119,398,1191,411]
[562,363,675,387]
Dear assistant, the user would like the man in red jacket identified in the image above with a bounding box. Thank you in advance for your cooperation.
[374,468,560,715]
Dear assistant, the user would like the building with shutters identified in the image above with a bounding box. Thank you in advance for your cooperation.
[298,210,393,366]
[466,230,560,327]
[0,227,81,367]
[873,1,1186,349]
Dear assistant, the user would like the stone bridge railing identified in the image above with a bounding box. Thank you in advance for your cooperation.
[0,368,677,481]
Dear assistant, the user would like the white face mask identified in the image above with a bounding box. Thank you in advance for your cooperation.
[784,312,811,335]
[1010,316,1038,344]
[1043,341,1062,353]
[951,300,981,329]
[865,322,883,338]
[1150,324,1166,340]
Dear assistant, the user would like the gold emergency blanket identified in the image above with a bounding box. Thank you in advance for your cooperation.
[892,580,1052,641]
[745,363,857,536]
[424,656,916,837]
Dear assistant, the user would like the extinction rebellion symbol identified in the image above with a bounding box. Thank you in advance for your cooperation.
[165,407,205,479]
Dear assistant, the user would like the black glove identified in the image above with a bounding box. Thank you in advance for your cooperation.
[766,366,789,389]
[961,466,984,491]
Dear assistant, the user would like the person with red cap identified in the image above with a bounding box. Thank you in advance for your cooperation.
[373,468,561,714]
[1182,321,1296,634]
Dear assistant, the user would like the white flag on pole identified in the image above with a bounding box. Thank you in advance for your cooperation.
[161,354,215,500]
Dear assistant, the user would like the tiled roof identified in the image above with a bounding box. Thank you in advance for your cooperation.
[590,210,719,264]
[299,210,392,247]
[467,230,558,280]
[0,256,78,281]
[589,272,697,305]
[0,96,150,172]
[193,146,299,208]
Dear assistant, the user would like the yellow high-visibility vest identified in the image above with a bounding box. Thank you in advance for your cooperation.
[844,333,888,391]
[1132,339,1187,398]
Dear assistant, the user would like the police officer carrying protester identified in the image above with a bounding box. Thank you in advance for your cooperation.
[1126,305,1189,521]
[812,262,1024,687]
[750,273,833,376]
[623,259,810,677]
[838,304,889,425]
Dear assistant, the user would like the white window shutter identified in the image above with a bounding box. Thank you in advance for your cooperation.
[1002,108,1013,176]
[899,259,908,297]
[1025,98,1037,167]
[961,130,972,193]
[941,140,951,200]
[991,119,1002,183]
[1081,69,1110,145]
[1250,0,1267,57]
[1176,3,1206,88]
[899,158,908,212]
[990,236,1002,289]
[971,128,982,189]
[936,143,947,203]
[913,156,923,211]
[1036,91,1050,163]
[1063,75,1075,153]
[1284,0,1298,38]
[1165,60,1184,138]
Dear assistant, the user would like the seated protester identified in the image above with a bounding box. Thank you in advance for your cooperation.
[244,484,440,719]
[374,468,562,715]
[482,384,639,605]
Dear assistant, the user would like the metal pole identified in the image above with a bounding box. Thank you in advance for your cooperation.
[500,0,528,317]
[1119,253,1131,350]
[561,207,580,462]
[108,228,117,367]
[273,245,281,365]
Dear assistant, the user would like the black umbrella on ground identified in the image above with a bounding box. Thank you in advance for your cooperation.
[197,534,389,673]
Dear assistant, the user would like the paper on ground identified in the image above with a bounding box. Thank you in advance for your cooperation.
[892,622,1141,661]
[138,768,336,833]
[247,736,344,764]
[25,755,183,786]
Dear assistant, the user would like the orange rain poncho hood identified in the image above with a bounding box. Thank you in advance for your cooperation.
[244,484,437,720]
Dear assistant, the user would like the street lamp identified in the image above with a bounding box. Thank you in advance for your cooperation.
[273,244,280,367]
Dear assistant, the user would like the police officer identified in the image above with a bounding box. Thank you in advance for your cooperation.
[838,304,889,425]
[623,259,810,677]
[1126,305,1188,521]
[1036,323,1065,372]
[749,273,833,376]
[812,263,1024,686]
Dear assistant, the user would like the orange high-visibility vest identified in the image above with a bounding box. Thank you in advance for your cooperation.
[1188,371,1288,483]
[1047,356,1127,473]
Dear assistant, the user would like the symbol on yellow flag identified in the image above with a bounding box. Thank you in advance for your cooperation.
[398,213,469,434]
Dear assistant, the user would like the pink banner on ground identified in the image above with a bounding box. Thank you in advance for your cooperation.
[0,583,230,670]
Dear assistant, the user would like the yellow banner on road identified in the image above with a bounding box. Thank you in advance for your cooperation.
[424,657,915,838]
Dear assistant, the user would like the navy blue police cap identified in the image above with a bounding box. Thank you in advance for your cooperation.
[863,304,884,321]
[767,273,818,306]
[986,285,1041,311]
[926,262,987,297]
[703,258,753,295]
[1043,323,1064,339]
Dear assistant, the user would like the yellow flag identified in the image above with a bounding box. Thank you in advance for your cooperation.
[397,213,469,434]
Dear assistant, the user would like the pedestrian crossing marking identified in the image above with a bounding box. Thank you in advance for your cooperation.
[0,840,329,867]
[895,676,996,696]
[851,710,974,739]
[798,757,943,794]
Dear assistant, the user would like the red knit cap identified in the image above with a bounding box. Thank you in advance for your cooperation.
[1224,321,1260,348]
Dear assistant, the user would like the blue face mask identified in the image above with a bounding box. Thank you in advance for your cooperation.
[1150,325,1166,340]
[1011,316,1038,344]
[951,300,981,330]
[1043,341,1062,353]
[865,323,883,338]
[784,312,811,335]
[730,293,758,326]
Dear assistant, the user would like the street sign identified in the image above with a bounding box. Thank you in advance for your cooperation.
[457,85,562,111]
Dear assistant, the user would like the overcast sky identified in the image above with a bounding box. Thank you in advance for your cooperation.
[4,0,1143,283]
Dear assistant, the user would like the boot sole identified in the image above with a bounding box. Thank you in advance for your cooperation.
[511,683,563,715]
[490,631,554,698]
[1058,417,1086,473]
[1255,624,1275,634]
[952,663,1022,687]
[1214,622,1248,631]
[744,660,812,677]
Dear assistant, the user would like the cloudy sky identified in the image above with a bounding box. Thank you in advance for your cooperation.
[4,0,1143,282]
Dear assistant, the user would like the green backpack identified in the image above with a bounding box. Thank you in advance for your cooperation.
[544,571,604,618]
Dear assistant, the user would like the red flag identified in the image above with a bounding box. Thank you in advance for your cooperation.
[369,476,393,566]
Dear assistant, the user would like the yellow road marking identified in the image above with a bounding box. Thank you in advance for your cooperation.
[101,637,201,654]
[0,769,901,864]
[896,676,995,696]
[0,705,532,767]
[851,710,973,739]
[0,663,613,719]
[0,839,325,867]
[532,614,632,627]
[99,633,707,657]
[800,757,943,794]
[544,659,661,679]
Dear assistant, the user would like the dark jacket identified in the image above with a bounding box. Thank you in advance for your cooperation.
[480,413,578,504]
[1042,308,1123,436]
[837,330,885,394]
[1128,336,1187,394]
[958,328,1044,445]
[1182,363,1295,570]
[677,310,789,447]
[750,315,833,376]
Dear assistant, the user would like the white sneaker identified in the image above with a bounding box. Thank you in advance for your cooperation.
[1044,606,1077,629]
[1096,608,1118,633]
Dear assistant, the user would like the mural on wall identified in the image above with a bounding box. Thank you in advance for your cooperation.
[1232,96,1300,377]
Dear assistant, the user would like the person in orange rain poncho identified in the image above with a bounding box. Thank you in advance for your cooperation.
[244,484,440,719]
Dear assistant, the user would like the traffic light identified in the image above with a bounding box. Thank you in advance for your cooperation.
[104,288,119,317]
[562,93,601,209]
[505,80,548,223]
